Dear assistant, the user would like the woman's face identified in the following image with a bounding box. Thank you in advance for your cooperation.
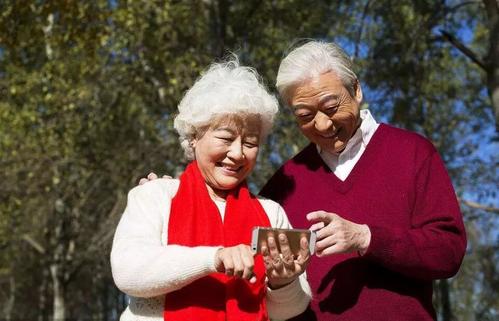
[193,115,261,200]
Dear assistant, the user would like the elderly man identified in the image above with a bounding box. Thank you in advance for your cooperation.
[259,40,467,320]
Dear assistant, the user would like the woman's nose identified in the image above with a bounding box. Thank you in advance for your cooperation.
[227,138,244,161]
[314,111,333,132]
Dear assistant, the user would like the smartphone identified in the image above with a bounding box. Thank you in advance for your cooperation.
[251,227,316,255]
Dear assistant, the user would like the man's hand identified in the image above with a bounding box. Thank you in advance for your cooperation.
[307,210,371,257]
[138,172,172,185]
[261,232,310,289]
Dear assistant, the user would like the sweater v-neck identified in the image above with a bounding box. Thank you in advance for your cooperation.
[310,124,386,194]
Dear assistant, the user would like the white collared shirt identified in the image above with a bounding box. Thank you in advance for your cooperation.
[317,109,379,181]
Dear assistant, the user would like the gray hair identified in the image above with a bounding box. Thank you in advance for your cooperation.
[276,40,359,103]
[174,58,279,160]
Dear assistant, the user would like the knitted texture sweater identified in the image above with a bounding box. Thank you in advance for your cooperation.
[111,179,311,321]
[260,124,466,321]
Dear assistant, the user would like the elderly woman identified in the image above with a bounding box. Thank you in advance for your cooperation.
[111,59,311,321]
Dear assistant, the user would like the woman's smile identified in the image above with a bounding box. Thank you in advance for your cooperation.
[217,162,243,175]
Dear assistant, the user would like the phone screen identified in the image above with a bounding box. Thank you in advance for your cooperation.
[251,227,316,255]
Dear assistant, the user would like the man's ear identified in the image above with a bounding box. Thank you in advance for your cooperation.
[354,80,363,104]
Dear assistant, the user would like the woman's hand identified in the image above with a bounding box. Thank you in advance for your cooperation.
[261,233,310,289]
[214,244,257,283]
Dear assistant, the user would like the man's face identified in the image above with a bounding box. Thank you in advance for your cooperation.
[287,71,362,154]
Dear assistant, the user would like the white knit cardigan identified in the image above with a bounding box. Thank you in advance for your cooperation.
[111,179,312,321]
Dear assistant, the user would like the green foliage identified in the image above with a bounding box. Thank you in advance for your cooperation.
[0,0,496,320]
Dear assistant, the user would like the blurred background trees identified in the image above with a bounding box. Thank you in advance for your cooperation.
[0,0,497,320]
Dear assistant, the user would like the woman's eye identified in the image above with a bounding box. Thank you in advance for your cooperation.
[217,136,233,142]
[244,141,258,148]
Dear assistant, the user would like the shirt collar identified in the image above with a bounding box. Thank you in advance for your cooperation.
[358,109,378,146]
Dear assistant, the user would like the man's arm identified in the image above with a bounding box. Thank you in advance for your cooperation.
[307,149,466,280]
[361,149,466,279]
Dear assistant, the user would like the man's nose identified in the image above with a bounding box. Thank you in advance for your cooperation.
[314,111,333,132]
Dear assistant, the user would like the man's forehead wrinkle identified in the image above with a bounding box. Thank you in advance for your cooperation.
[318,94,339,104]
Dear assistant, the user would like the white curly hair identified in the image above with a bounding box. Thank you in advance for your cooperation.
[174,58,279,160]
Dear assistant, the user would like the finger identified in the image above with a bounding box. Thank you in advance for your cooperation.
[162,175,172,179]
[260,238,269,255]
[267,235,284,271]
[231,250,244,278]
[267,234,280,258]
[277,233,292,257]
[309,222,325,232]
[223,254,234,276]
[263,258,273,272]
[260,242,274,272]
[283,256,295,270]
[315,225,334,240]
[147,172,158,180]
[240,248,255,279]
[260,241,269,257]
[277,233,295,270]
[138,178,148,185]
[306,210,334,224]
[314,220,338,240]
[272,256,283,271]
[315,234,339,255]
[296,236,311,266]
[316,242,342,257]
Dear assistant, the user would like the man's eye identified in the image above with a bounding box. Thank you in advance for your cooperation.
[324,106,338,115]
[297,114,314,122]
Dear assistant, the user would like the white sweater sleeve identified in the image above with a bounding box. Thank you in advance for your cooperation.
[110,180,220,298]
[259,199,312,320]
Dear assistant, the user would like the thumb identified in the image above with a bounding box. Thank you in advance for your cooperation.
[306,210,332,223]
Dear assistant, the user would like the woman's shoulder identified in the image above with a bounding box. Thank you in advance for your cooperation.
[256,196,281,210]
[256,196,290,228]
[128,178,180,201]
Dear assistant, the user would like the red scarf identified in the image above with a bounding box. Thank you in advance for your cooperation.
[164,161,271,321]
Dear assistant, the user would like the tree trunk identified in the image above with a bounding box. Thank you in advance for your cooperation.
[438,279,453,321]
[38,268,49,321]
[208,0,228,57]
[100,282,108,321]
[3,276,15,321]
[50,264,65,321]
[483,0,499,130]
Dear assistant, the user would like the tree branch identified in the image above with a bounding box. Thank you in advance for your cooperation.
[459,198,499,214]
[354,0,372,60]
[448,1,481,13]
[21,234,46,254]
[439,29,487,70]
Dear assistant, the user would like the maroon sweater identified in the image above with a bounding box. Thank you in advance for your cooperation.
[260,124,466,321]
